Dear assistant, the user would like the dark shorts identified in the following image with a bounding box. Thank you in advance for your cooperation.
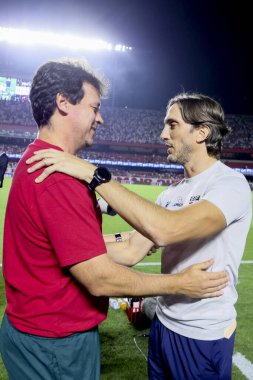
[148,315,235,380]
[0,313,100,380]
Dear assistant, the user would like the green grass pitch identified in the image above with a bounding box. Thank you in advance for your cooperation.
[0,178,252,379]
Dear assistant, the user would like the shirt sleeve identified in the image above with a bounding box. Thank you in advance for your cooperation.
[38,176,107,267]
[156,189,167,206]
[156,194,162,206]
[203,174,252,226]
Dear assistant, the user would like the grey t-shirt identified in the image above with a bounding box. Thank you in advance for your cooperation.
[156,161,252,340]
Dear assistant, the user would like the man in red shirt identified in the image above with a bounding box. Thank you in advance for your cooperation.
[0,59,228,380]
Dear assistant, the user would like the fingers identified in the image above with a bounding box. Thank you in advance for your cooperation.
[195,258,214,271]
[201,290,225,298]
[201,278,228,297]
[200,271,228,288]
[180,259,215,275]
[27,160,47,173]
[34,165,59,183]
[206,271,229,285]
[26,149,69,165]
[178,263,229,298]
[27,157,62,173]
[26,149,73,181]
[27,156,63,182]
[204,278,227,290]
[198,271,228,298]
[194,284,226,298]
[146,246,158,256]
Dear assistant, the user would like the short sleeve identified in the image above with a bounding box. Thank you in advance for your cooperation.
[203,174,252,226]
[156,193,162,206]
[156,189,168,206]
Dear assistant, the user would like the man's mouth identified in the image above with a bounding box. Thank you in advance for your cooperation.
[166,145,173,153]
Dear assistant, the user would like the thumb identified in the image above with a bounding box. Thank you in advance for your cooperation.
[195,258,214,271]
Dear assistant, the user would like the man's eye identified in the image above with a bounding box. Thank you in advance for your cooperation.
[91,106,99,113]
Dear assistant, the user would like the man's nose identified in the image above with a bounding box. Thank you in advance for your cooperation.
[96,112,104,124]
[160,125,169,141]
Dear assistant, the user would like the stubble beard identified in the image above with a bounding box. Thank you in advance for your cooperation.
[167,144,193,166]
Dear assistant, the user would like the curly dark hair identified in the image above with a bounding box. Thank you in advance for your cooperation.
[167,93,231,158]
[29,58,108,127]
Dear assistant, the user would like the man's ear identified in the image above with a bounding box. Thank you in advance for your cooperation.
[196,124,210,143]
[55,93,69,114]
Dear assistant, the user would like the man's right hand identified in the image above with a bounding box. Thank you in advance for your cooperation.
[176,259,228,298]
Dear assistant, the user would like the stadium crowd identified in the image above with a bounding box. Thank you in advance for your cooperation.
[0,98,252,189]
[0,98,253,148]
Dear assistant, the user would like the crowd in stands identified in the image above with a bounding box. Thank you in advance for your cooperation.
[0,144,24,155]
[223,114,253,149]
[0,99,35,127]
[2,143,252,189]
[1,98,252,189]
[0,98,253,149]
[79,150,167,163]
[0,143,167,163]
[96,107,164,144]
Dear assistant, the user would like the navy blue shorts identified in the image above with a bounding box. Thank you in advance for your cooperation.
[148,315,235,380]
[0,313,100,380]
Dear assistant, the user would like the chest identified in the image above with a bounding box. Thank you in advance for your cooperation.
[159,180,208,210]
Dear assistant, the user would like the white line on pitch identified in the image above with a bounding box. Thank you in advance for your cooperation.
[135,260,253,267]
[233,352,253,380]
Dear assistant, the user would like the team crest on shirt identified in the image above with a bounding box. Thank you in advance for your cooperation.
[172,197,184,207]
[189,195,201,204]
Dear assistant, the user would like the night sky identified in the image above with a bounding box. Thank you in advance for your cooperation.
[0,0,252,114]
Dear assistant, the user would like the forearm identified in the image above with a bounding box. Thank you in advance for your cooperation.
[70,254,178,297]
[103,231,132,244]
[106,231,154,266]
[100,270,178,297]
[95,180,170,244]
[70,254,228,299]
[96,181,226,246]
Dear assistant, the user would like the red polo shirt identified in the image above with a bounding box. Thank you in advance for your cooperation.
[3,139,108,337]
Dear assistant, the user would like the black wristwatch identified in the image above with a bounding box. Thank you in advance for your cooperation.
[114,233,123,242]
[88,167,112,191]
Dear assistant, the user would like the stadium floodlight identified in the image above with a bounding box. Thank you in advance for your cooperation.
[0,27,133,52]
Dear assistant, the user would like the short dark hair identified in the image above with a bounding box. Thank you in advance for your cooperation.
[167,92,231,158]
[29,58,108,127]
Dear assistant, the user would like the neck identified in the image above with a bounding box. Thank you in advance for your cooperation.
[184,154,218,178]
[37,125,76,154]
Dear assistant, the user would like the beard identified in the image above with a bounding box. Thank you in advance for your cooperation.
[167,143,193,165]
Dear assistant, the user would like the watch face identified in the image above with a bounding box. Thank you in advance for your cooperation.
[96,167,112,182]
[88,167,112,191]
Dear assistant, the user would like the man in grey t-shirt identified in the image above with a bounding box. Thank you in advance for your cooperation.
[24,93,252,380]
